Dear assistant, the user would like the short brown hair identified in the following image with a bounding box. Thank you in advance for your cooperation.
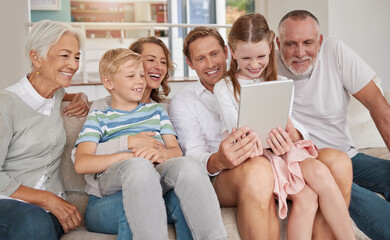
[183,26,225,62]
[99,48,141,79]
[129,37,173,103]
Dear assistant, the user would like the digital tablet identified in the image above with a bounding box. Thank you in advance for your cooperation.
[237,79,294,149]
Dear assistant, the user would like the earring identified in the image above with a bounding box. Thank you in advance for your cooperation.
[37,71,40,76]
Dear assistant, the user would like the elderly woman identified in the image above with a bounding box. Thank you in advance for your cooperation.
[0,20,88,239]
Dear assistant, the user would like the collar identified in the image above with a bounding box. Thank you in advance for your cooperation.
[6,75,55,115]
[194,80,212,96]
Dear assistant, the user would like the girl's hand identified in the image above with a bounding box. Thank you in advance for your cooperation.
[286,118,302,142]
[133,147,164,163]
[267,127,293,155]
[249,135,263,158]
[128,132,164,150]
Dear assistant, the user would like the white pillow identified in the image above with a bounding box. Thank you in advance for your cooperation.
[347,76,387,149]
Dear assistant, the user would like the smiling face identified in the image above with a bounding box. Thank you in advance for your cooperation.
[277,17,323,75]
[109,60,146,107]
[140,42,168,90]
[231,39,271,80]
[186,36,228,93]
[37,32,80,89]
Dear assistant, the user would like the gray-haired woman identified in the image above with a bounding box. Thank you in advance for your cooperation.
[0,20,88,239]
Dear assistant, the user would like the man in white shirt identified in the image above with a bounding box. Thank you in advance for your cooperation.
[276,10,390,239]
[169,26,345,240]
[169,27,279,239]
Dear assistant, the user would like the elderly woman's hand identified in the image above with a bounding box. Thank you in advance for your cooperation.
[43,192,82,233]
[63,92,89,117]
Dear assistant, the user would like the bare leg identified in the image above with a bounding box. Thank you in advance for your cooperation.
[301,158,355,240]
[288,185,318,240]
[214,156,279,240]
[312,148,353,240]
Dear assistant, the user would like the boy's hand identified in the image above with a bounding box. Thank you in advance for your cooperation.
[266,127,293,155]
[133,147,165,163]
[128,132,164,150]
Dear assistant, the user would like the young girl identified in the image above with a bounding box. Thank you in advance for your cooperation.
[214,13,355,240]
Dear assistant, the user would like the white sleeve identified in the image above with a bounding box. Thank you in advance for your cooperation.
[291,117,310,140]
[169,94,219,176]
[214,80,239,134]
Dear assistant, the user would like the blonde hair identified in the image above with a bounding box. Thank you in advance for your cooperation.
[99,48,142,80]
[226,13,277,101]
[129,37,173,103]
[25,20,85,69]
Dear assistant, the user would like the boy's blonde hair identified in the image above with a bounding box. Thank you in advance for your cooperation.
[99,48,142,79]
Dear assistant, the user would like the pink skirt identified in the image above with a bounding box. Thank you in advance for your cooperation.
[262,140,318,219]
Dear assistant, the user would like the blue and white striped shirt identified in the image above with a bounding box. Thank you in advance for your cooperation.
[76,102,176,146]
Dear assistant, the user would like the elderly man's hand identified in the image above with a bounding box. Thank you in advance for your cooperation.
[63,92,89,117]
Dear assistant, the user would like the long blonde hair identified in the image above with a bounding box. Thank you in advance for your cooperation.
[226,13,277,101]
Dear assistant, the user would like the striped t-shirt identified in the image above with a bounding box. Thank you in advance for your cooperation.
[76,102,176,146]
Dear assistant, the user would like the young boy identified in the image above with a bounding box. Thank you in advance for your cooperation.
[74,48,227,239]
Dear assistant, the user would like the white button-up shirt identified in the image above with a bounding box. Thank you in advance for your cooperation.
[6,75,55,116]
[169,81,222,176]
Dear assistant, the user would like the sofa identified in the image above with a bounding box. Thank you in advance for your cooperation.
[59,89,390,240]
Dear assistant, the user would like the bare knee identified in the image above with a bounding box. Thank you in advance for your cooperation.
[238,157,275,207]
[317,148,352,198]
[291,186,318,214]
[302,159,335,194]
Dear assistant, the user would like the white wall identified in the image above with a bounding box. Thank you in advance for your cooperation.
[328,0,390,90]
[263,0,329,39]
[0,1,30,90]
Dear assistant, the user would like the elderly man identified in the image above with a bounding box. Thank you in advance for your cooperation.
[169,25,351,240]
[276,9,390,239]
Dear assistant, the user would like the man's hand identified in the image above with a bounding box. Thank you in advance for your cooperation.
[208,127,259,173]
[128,132,164,150]
[63,93,89,117]
[267,127,293,155]
[42,192,82,233]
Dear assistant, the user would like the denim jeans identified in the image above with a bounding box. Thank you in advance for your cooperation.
[0,199,63,240]
[349,153,390,240]
[85,190,192,240]
[96,157,227,240]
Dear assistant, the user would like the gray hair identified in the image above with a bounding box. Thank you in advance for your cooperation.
[25,20,85,68]
[278,10,320,35]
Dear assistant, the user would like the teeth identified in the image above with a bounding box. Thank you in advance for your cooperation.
[61,72,72,76]
[248,67,261,73]
[206,69,218,75]
[149,74,160,78]
[133,88,143,92]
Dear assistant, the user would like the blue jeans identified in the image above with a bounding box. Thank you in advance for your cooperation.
[349,153,390,240]
[85,190,192,240]
[0,199,63,240]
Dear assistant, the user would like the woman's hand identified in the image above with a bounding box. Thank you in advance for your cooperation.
[266,127,293,155]
[128,132,164,150]
[63,92,89,117]
[43,192,82,233]
[11,186,82,234]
